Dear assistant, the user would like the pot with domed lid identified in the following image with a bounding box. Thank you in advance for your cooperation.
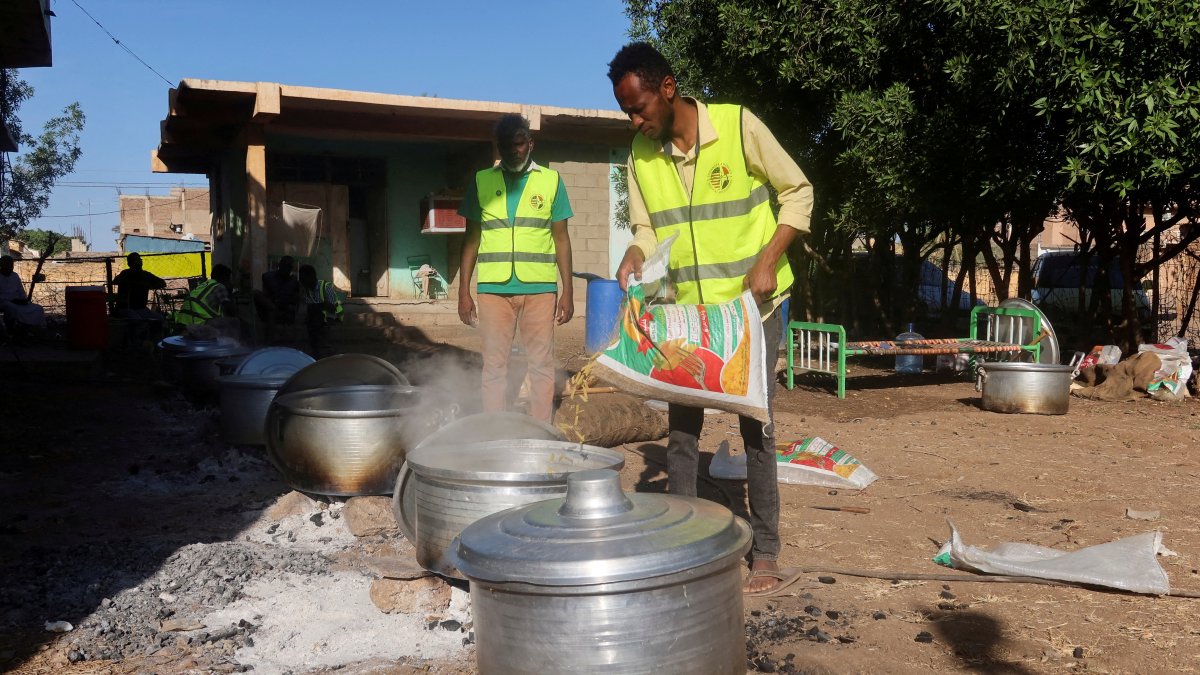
[450,468,751,674]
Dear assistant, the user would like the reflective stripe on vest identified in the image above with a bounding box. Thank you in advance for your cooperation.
[174,279,222,325]
[631,103,793,304]
[475,167,560,284]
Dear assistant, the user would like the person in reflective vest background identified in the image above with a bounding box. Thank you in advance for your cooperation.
[298,264,343,359]
[457,113,574,424]
[609,42,815,596]
[171,264,236,334]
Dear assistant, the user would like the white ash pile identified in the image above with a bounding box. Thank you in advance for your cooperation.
[10,480,469,672]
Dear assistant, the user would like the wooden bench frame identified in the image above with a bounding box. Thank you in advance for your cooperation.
[785,306,1043,398]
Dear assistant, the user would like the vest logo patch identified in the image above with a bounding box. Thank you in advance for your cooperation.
[529,193,546,211]
[708,163,732,192]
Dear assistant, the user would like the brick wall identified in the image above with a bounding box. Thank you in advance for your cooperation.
[541,143,615,307]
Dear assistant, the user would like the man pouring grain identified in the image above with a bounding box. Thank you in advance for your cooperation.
[608,42,815,596]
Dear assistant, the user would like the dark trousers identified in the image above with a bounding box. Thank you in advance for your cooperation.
[305,305,328,359]
[667,309,782,562]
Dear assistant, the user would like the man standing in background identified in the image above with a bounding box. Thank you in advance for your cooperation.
[457,114,574,424]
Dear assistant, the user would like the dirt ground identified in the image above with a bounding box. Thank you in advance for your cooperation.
[3,319,1199,674]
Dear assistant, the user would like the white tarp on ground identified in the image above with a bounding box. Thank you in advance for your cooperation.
[944,520,1171,595]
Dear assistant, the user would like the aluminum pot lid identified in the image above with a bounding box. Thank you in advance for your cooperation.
[997,298,1061,365]
[451,469,752,586]
[158,335,239,354]
[177,344,250,360]
[235,347,315,377]
[276,354,409,397]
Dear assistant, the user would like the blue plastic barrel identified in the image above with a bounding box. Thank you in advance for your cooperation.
[585,279,624,354]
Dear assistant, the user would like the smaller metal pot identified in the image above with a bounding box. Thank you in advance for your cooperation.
[157,335,243,384]
[215,356,246,377]
[218,374,288,445]
[977,361,1074,415]
[178,347,251,398]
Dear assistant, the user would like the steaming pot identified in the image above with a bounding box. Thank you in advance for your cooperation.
[396,439,624,578]
[266,385,455,496]
[451,469,750,674]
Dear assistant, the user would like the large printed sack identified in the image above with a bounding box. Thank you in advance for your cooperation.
[592,283,770,422]
[775,437,878,489]
[708,437,879,489]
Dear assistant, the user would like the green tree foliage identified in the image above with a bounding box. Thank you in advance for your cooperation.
[625,0,1200,347]
[1,69,85,240]
[15,228,71,256]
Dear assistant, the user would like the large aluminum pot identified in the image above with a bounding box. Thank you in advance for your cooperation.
[451,469,751,674]
[977,361,1073,415]
[218,374,289,446]
[157,335,243,383]
[178,347,251,398]
[266,385,455,496]
[397,438,623,579]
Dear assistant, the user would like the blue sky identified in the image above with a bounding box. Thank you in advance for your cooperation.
[17,0,632,251]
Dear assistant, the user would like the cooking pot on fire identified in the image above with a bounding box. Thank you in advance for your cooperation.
[451,469,751,674]
[266,384,456,496]
[977,361,1074,415]
[397,438,624,579]
[157,335,244,383]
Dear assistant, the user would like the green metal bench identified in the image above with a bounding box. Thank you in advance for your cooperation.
[785,306,1044,398]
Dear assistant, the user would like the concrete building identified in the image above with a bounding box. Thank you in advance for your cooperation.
[117,188,213,249]
[152,79,632,311]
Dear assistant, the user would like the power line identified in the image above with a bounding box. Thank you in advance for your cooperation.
[56,181,208,188]
[36,191,213,218]
[68,0,174,87]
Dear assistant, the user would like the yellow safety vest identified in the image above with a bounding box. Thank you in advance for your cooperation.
[631,104,793,304]
[173,279,223,325]
[306,280,344,323]
[475,167,560,284]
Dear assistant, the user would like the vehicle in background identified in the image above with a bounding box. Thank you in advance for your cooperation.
[847,253,985,321]
[1031,250,1151,320]
[914,260,986,318]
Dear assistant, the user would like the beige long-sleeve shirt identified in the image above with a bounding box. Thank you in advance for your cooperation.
[626,98,814,260]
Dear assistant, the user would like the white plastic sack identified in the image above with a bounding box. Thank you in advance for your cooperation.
[1140,337,1192,399]
[708,441,747,480]
[935,521,1170,595]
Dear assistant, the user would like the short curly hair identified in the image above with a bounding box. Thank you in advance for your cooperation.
[494,114,531,144]
[607,42,675,90]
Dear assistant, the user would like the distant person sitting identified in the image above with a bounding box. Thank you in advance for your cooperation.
[111,252,167,348]
[170,264,240,338]
[0,255,46,339]
[298,264,343,358]
[253,255,301,342]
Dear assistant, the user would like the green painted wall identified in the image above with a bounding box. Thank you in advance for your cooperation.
[264,134,462,298]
